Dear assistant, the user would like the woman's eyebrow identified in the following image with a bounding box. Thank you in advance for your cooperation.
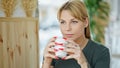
[71,18,78,21]
[59,18,77,22]
[59,19,63,20]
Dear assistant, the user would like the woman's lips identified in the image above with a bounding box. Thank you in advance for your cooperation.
[65,34,73,37]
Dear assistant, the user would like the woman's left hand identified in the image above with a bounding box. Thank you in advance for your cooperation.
[64,40,88,66]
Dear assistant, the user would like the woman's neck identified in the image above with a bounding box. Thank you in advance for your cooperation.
[75,36,89,50]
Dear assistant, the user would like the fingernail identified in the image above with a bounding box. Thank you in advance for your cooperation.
[59,48,64,50]
[53,36,57,38]
[63,37,67,40]
[62,57,66,60]
[55,56,59,60]
[54,49,58,52]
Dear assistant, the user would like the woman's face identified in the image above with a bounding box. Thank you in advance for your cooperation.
[59,10,87,41]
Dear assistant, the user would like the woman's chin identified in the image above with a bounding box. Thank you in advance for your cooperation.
[66,37,75,41]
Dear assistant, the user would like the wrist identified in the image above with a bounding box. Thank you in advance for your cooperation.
[43,58,52,64]
[80,62,88,68]
[77,59,88,68]
[42,60,51,68]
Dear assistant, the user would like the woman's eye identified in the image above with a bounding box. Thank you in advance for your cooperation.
[72,21,78,24]
[60,21,65,24]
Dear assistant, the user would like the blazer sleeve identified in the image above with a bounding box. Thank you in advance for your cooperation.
[51,59,55,66]
[94,48,110,68]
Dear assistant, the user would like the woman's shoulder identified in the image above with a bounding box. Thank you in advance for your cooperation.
[89,40,110,63]
[84,39,110,57]
[87,39,110,59]
[88,39,109,51]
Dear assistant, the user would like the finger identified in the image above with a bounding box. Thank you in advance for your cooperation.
[44,43,55,54]
[65,48,76,54]
[48,47,55,53]
[65,40,79,47]
[48,42,55,48]
[49,36,57,42]
[65,41,75,48]
[65,43,79,49]
[45,53,56,59]
[65,44,76,49]
[65,55,75,60]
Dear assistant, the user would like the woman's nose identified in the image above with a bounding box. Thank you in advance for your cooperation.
[65,24,71,31]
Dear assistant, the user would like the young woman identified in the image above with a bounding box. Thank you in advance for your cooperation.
[42,0,110,68]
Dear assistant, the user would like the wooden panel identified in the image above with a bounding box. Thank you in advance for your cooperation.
[0,17,39,68]
[0,20,3,68]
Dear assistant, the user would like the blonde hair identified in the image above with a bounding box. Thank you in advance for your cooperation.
[57,0,91,39]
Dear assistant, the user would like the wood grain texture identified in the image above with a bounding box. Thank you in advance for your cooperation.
[0,17,39,68]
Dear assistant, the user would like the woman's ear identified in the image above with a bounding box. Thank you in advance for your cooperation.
[84,17,89,28]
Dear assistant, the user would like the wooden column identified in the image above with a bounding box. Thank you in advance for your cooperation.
[0,17,39,68]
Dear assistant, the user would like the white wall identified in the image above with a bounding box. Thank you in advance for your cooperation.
[105,0,120,68]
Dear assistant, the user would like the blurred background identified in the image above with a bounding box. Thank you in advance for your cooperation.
[39,0,120,68]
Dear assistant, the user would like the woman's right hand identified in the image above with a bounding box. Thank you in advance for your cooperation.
[43,37,56,64]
